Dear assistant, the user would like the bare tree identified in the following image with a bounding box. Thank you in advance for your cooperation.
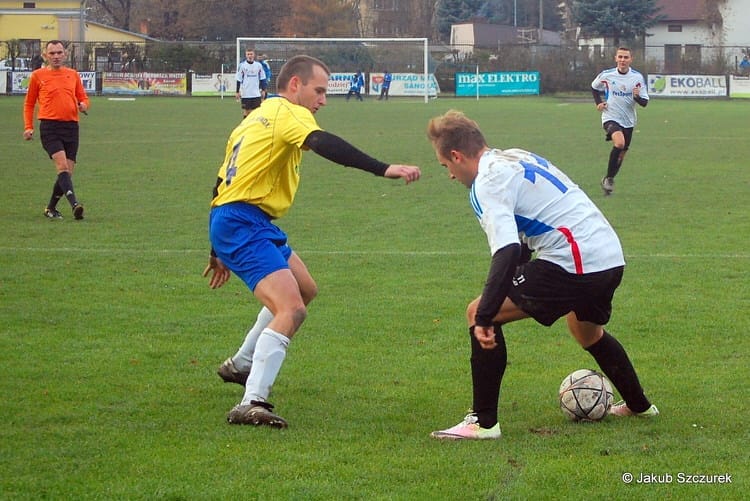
[89,0,133,31]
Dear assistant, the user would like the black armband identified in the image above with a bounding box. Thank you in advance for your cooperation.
[634,95,648,107]
[592,88,603,105]
[475,243,521,327]
[305,130,389,176]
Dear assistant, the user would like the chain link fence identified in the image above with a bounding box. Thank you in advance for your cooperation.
[4,39,748,94]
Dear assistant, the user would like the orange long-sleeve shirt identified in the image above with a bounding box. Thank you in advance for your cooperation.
[23,66,89,130]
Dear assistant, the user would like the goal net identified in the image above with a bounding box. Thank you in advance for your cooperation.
[235,37,436,102]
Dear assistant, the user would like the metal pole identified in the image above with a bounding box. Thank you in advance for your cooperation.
[424,38,429,103]
[476,64,479,101]
[539,0,543,42]
[79,0,86,70]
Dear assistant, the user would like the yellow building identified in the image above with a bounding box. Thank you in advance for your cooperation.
[0,0,154,69]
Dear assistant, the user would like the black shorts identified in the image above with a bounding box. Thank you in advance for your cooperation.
[40,120,79,161]
[241,97,262,111]
[603,121,633,149]
[507,259,623,327]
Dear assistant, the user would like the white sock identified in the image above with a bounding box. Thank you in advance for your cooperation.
[233,307,274,371]
[241,328,289,405]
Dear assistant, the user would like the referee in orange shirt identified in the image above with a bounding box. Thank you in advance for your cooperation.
[23,40,89,220]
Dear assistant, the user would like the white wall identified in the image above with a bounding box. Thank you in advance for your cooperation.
[721,0,750,46]
[450,24,475,56]
[644,0,750,70]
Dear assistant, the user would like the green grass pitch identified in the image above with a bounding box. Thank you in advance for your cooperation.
[1,94,748,499]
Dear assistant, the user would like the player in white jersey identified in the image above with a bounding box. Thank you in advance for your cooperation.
[426,110,658,440]
[235,49,267,118]
[591,47,648,195]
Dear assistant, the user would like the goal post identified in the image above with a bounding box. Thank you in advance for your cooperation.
[235,37,433,103]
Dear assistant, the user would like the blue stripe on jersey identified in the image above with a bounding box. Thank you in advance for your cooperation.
[519,160,568,193]
[515,214,554,237]
[469,183,483,218]
[529,152,549,167]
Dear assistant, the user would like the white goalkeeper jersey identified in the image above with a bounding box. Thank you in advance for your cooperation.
[470,148,625,275]
[236,59,267,98]
[591,67,648,128]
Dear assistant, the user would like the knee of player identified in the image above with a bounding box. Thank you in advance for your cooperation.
[291,305,308,327]
[302,282,319,305]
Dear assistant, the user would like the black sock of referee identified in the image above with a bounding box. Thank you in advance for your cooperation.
[56,171,79,208]
[470,323,507,429]
[47,180,64,210]
[607,147,624,178]
[585,330,651,413]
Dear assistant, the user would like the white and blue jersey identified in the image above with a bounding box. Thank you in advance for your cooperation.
[350,72,364,91]
[591,67,648,128]
[236,59,267,98]
[260,60,272,83]
[470,149,625,274]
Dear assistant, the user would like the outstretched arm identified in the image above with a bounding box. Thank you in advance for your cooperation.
[304,130,420,184]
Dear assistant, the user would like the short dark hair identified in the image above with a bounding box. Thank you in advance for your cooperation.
[276,55,330,91]
[46,40,66,49]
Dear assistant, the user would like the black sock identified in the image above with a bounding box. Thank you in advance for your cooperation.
[47,180,64,210]
[607,147,624,178]
[585,331,650,413]
[470,323,507,428]
[56,171,78,207]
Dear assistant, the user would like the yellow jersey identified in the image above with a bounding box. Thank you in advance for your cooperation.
[211,96,322,218]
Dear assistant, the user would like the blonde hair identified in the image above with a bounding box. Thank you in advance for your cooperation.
[427,110,488,160]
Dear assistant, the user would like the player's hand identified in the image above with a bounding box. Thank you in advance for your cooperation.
[596,102,607,112]
[78,102,88,114]
[474,325,497,350]
[384,165,421,184]
[633,83,641,97]
[23,129,34,141]
[203,255,231,289]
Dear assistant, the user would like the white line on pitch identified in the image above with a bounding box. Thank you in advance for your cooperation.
[0,248,748,259]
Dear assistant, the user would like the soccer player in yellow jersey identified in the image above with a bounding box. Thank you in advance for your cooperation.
[203,55,421,428]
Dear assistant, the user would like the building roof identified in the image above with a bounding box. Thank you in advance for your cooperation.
[86,20,159,42]
[454,22,561,46]
[656,0,705,22]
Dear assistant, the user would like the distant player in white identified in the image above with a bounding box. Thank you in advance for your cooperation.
[235,49,267,118]
[591,47,648,195]
[427,110,658,440]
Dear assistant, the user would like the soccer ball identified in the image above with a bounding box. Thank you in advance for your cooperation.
[559,369,614,422]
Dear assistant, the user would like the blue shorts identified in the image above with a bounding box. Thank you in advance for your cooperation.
[209,202,292,291]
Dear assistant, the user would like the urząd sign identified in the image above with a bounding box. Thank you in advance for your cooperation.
[455,71,540,96]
